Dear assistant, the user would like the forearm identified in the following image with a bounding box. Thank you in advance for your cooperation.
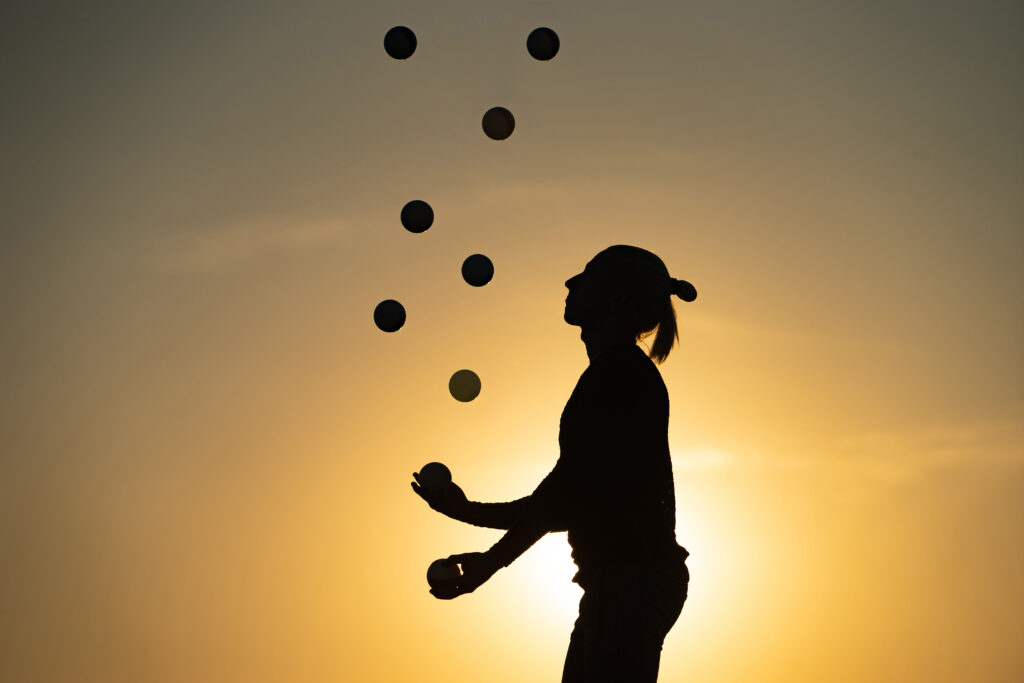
[487,519,550,568]
[452,498,568,533]
[454,498,531,529]
[483,487,571,567]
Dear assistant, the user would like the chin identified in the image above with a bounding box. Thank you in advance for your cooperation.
[564,300,583,326]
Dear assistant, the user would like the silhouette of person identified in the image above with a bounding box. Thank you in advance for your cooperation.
[412,245,696,682]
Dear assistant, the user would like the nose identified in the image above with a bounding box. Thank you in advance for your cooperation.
[565,273,582,289]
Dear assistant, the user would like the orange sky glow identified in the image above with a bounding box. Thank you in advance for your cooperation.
[1,2,1022,682]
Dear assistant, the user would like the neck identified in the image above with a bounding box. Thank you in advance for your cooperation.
[580,323,635,363]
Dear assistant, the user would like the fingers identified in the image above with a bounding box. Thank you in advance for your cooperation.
[429,554,491,599]
[443,553,472,566]
[430,585,464,600]
[430,578,473,600]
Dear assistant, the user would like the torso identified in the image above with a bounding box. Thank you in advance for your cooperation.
[557,344,687,587]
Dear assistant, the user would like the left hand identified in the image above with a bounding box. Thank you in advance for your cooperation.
[430,551,502,600]
[410,475,469,520]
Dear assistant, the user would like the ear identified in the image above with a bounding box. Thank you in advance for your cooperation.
[609,289,629,311]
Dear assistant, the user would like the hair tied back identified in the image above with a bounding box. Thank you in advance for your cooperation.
[671,278,697,302]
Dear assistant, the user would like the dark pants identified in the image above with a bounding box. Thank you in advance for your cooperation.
[561,561,688,683]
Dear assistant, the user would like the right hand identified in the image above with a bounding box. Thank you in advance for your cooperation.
[428,551,501,600]
[411,473,469,519]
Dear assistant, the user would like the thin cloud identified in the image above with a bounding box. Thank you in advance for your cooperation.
[151,218,348,272]
[669,411,1024,485]
[673,448,736,470]
[834,412,1024,483]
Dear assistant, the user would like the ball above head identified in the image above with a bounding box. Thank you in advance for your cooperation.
[461,253,494,287]
[418,462,452,492]
[449,369,481,402]
[527,27,559,61]
[384,26,417,60]
[482,107,515,140]
[401,200,434,233]
[373,299,406,332]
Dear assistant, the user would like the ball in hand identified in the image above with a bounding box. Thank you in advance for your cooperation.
[418,462,452,492]
[427,559,462,591]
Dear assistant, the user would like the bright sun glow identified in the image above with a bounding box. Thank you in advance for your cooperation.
[488,445,745,631]
[516,533,582,612]
[482,447,585,631]
[504,532,583,647]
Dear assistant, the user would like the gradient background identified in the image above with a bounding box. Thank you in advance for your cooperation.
[2,1,1022,681]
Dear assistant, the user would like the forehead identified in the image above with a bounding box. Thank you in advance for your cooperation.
[583,255,613,274]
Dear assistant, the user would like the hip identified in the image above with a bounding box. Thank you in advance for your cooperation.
[572,558,689,642]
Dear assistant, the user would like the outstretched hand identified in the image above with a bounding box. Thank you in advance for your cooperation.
[411,473,469,520]
[430,551,502,600]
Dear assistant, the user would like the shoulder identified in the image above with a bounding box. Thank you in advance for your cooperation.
[589,345,666,399]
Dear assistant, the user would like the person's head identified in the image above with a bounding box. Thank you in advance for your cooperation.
[563,245,697,364]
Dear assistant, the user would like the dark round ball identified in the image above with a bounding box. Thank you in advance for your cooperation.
[401,200,434,233]
[461,254,494,287]
[449,369,481,402]
[482,107,515,141]
[527,27,559,61]
[426,559,461,591]
[384,26,417,60]
[373,299,406,332]
[418,462,452,489]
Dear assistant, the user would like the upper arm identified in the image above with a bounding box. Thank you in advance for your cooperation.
[527,457,572,531]
[577,367,665,490]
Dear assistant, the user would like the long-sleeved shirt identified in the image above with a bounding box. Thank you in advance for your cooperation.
[484,342,688,588]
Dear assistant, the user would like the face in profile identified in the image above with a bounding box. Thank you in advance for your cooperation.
[564,259,623,327]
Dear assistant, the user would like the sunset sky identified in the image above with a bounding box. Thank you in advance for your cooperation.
[1,1,1022,681]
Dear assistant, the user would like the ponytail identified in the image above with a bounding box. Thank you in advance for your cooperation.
[647,278,696,364]
[649,298,678,364]
[592,245,698,365]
